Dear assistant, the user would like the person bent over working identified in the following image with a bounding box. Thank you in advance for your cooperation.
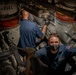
[18,9,48,62]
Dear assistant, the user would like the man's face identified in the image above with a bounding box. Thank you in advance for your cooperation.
[48,36,60,50]
[48,36,60,46]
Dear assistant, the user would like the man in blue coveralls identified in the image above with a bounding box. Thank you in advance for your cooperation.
[35,33,76,75]
[18,9,47,58]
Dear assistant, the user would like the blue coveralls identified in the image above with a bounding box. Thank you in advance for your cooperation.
[18,19,43,57]
[35,45,76,75]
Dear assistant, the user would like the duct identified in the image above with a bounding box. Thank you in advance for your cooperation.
[55,0,76,20]
[59,0,76,8]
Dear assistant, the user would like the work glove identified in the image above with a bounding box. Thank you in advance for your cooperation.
[45,20,50,26]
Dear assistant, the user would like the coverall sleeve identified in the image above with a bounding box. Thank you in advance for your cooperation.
[35,24,44,38]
